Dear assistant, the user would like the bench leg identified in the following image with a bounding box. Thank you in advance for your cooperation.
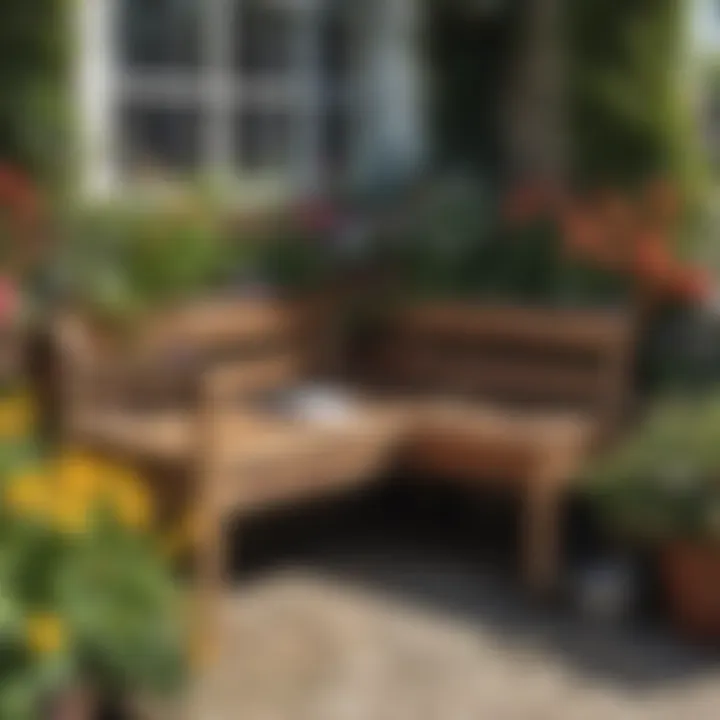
[193,502,228,666]
[523,470,564,595]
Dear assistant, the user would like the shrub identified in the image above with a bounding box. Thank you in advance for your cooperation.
[0,435,188,717]
[61,199,235,325]
[589,392,720,544]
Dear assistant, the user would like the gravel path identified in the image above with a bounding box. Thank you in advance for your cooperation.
[189,562,720,720]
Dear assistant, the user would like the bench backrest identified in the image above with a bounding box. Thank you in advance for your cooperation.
[369,303,637,436]
[58,298,327,410]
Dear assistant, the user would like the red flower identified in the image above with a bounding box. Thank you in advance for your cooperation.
[594,191,636,248]
[0,276,19,325]
[0,165,39,224]
[670,265,713,303]
[502,185,548,227]
[0,164,46,285]
[633,233,675,286]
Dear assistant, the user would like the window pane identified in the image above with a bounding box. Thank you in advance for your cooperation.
[235,109,293,171]
[321,104,351,175]
[319,8,353,177]
[119,0,202,70]
[233,2,297,77]
[320,9,352,88]
[120,102,202,176]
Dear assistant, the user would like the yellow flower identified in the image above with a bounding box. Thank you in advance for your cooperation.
[26,613,67,656]
[55,451,101,500]
[3,471,49,519]
[0,394,36,439]
[45,451,104,534]
[52,497,91,535]
[105,467,153,531]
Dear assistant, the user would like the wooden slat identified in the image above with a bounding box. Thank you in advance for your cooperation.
[394,303,634,353]
[139,298,308,353]
[387,354,602,402]
[374,302,637,439]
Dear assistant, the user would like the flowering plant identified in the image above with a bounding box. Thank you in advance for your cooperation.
[0,166,42,276]
[589,392,720,544]
[503,179,713,306]
[0,395,187,718]
[390,176,712,306]
[63,198,235,333]
[0,165,47,323]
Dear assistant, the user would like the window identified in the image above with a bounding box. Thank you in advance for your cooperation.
[80,0,359,195]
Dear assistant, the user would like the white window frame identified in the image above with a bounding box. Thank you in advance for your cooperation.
[75,0,364,202]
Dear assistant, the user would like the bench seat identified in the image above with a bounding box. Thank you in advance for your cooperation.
[73,401,404,514]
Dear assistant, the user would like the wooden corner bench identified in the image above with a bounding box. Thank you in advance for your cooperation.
[53,297,405,641]
[360,302,637,591]
[54,297,637,641]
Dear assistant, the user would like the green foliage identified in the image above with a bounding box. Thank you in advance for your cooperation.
[567,0,707,211]
[389,179,632,305]
[0,0,70,187]
[61,201,237,324]
[251,220,334,295]
[0,442,187,716]
[57,523,186,694]
[59,197,341,323]
[588,392,720,543]
[389,179,496,298]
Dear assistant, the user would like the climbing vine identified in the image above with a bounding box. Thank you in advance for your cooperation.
[0,0,70,187]
[566,0,705,201]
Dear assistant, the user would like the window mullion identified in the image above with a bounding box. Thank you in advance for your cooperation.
[294,0,321,191]
[78,0,119,197]
[204,0,234,181]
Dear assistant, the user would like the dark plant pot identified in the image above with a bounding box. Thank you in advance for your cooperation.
[96,696,132,720]
[26,323,62,444]
[662,542,720,642]
[0,323,23,387]
[639,304,720,396]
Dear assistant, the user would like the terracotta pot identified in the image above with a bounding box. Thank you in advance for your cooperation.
[47,687,97,720]
[50,690,136,720]
[662,542,720,641]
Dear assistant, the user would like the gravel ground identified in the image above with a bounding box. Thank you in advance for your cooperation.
[187,559,720,720]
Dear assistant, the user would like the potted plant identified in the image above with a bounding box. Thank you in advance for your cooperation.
[589,393,720,640]
[0,441,189,718]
